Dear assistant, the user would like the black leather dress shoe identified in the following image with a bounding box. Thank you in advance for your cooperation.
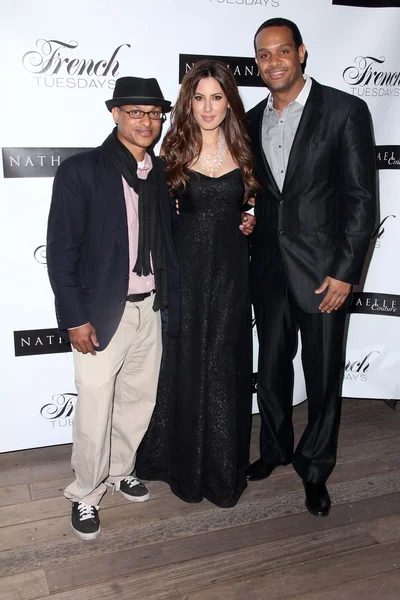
[246,459,278,481]
[303,482,331,517]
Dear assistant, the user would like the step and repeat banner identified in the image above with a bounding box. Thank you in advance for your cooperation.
[0,0,399,452]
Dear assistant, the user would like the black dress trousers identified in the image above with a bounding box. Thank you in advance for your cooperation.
[254,268,347,484]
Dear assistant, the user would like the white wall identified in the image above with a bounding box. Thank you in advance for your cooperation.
[1,0,399,451]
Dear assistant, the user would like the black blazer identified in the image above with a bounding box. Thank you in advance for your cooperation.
[47,147,180,350]
[247,79,377,313]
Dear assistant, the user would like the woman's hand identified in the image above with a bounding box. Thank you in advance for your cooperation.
[240,213,256,236]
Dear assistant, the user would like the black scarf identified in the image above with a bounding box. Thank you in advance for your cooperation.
[101,128,167,311]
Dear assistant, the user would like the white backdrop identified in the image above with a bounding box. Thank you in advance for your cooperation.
[0,0,399,452]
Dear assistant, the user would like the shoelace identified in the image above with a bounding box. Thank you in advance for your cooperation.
[77,502,99,521]
[124,476,142,488]
[116,476,141,491]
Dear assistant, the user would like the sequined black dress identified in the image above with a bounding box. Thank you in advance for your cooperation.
[136,169,252,508]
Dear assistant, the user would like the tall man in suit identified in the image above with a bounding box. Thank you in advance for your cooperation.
[246,18,376,516]
[47,77,180,540]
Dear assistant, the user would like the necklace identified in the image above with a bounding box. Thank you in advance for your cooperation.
[197,130,227,177]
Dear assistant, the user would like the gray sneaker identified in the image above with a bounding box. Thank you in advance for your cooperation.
[107,476,150,502]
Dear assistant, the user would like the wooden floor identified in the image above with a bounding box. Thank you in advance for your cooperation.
[1,400,400,600]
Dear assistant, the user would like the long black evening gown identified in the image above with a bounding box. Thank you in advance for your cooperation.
[136,168,252,508]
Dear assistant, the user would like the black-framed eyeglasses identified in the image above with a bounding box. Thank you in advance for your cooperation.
[118,107,166,121]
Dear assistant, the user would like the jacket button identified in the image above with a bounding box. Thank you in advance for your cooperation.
[279,200,284,206]
[120,300,125,306]
[279,230,285,236]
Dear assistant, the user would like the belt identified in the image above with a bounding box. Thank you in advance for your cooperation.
[126,290,155,303]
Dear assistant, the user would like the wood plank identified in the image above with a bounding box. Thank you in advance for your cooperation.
[36,569,400,600]
[291,400,393,430]
[29,477,74,502]
[45,525,377,594]
[0,492,213,573]
[246,465,400,508]
[295,398,392,419]
[0,514,71,553]
[37,561,400,600]
[183,540,400,600]
[0,497,68,529]
[251,402,400,461]
[336,434,400,464]
[253,452,400,491]
[330,453,400,483]
[338,419,400,445]
[0,480,172,530]
[250,413,400,461]
[0,484,31,507]
[342,398,391,414]
[338,408,400,432]
[0,480,209,531]
[0,398,398,600]
[0,444,71,469]
[289,570,400,600]
[28,450,400,504]
[0,424,399,541]
[0,460,74,488]
[0,483,174,553]
[367,514,400,543]
[0,569,49,600]
[0,444,72,487]
[253,413,400,468]
[1,468,400,576]
[38,488,400,589]
[29,477,171,502]
[256,400,394,438]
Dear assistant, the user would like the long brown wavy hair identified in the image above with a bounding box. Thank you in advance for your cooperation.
[161,60,258,202]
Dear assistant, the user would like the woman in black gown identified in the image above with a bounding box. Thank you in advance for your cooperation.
[136,61,258,508]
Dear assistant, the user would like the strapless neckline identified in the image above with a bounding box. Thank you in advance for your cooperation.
[187,168,241,180]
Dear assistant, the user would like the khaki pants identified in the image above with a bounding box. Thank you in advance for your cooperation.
[65,295,162,506]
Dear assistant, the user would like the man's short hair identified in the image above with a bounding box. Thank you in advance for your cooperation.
[253,18,304,54]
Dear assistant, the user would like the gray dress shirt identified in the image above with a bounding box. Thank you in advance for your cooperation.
[262,76,312,192]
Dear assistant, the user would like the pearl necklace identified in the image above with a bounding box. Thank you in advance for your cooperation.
[197,130,227,177]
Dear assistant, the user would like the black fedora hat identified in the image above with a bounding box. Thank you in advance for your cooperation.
[106,76,172,112]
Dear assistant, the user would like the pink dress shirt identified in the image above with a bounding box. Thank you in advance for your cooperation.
[122,153,155,294]
[69,155,155,331]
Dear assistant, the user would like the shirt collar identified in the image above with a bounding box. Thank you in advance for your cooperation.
[295,74,312,106]
[267,75,312,111]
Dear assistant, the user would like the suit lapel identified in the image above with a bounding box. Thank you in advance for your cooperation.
[283,79,323,192]
[98,152,128,249]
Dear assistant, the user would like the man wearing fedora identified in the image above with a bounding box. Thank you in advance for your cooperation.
[47,77,179,540]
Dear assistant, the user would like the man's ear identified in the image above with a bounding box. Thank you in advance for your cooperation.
[298,44,306,65]
[111,106,119,125]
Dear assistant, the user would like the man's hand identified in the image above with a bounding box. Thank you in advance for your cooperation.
[69,323,99,355]
[240,213,256,236]
[315,277,351,313]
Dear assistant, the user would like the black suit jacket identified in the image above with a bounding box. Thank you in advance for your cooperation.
[247,79,376,313]
[46,147,180,351]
